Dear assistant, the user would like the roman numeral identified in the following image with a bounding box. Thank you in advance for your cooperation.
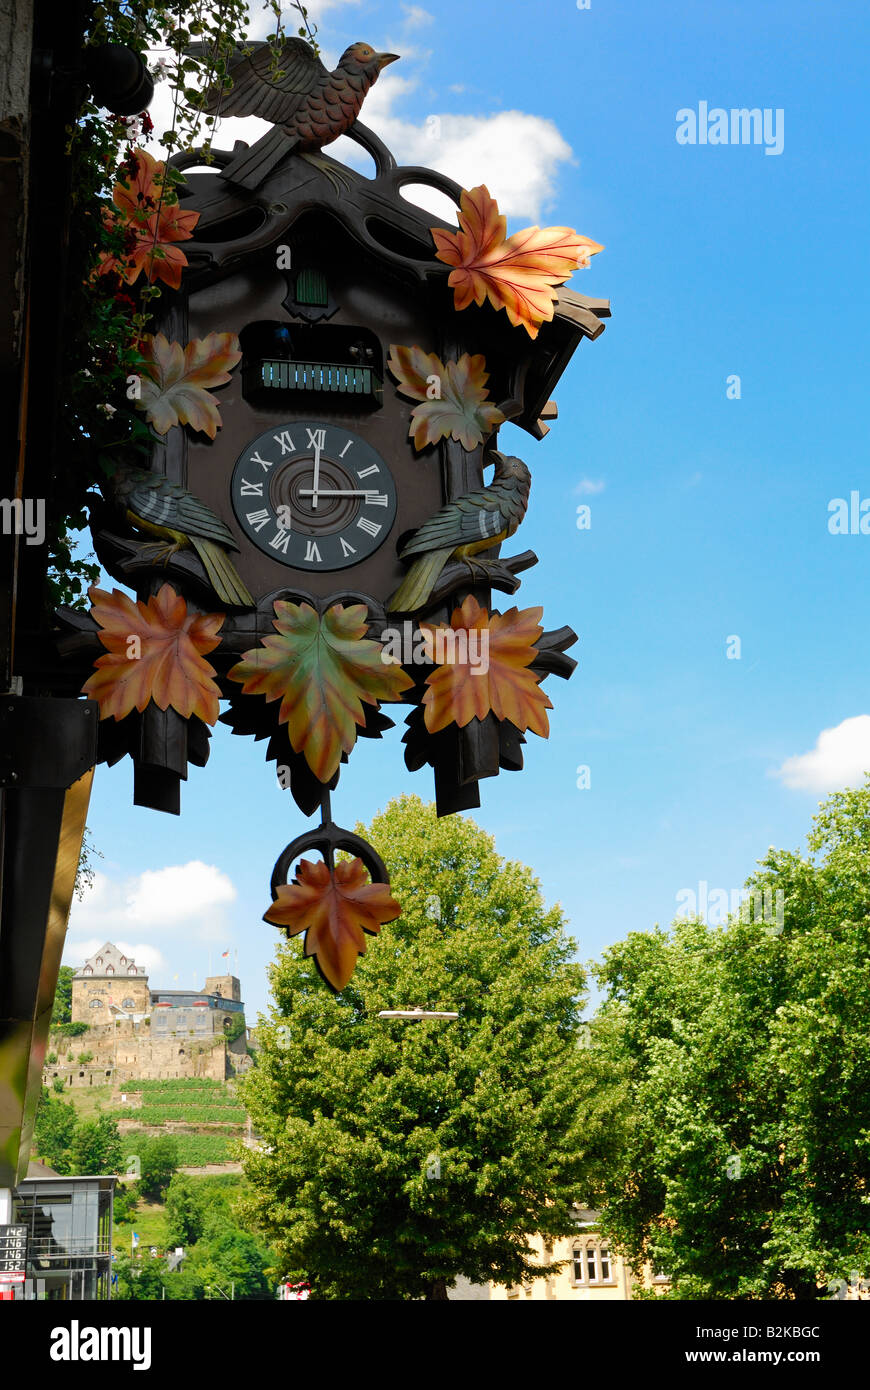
[356,464,379,479]
[304,540,322,563]
[240,479,263,496]
[273,430,296,455]
[365,492,390,507]
[357,517,382,538]
[306,427,326,451]
[339,537,356,558]
[339,440,353,458]
[250,451,273,472]
[246,509,271,532]
[269,528,292,555]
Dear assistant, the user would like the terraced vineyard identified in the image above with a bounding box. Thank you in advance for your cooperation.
[68,1078,248,1169]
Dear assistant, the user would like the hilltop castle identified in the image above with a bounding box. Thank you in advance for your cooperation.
[46,942,250,1087]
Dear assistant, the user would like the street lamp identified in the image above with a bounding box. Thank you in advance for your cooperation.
[205,1280,235,1300]
[377,1006,459,1021]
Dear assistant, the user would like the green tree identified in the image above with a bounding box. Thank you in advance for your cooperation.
[113,1183,139,1225]
[592,780,870,1300]
[119,1258,165,1301]
[51,966,75,1027]
[33,1087,77,1173]
[70,1115,124,1175]
[138,1135,179,1198]
[238,794,590,1300]
[164,1176,205,1248]
[193,1228,272,1301]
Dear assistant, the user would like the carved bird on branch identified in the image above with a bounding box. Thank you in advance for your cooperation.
[388,451,532,615]
[188,38,399,190]
[102,465,253,608]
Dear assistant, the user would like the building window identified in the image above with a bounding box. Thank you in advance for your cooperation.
[572,1246,584,1283]
[122,998,136,1010]
[89,999,102,1009]
[600,1246,612,1282]
[587,1245,597,1283]
[105,965,114,974]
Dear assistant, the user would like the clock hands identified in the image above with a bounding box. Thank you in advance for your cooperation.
[298,488,383,500]
[309,435,323,509]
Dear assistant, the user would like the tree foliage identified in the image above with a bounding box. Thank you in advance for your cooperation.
[33,1088,78,1174]
[50,967,76,1026]
[70,1114,125,1176]
[138,1135,179,1197]
[591,780,870,1299]
[238,794,590,1300]
[164,1176,206,1248]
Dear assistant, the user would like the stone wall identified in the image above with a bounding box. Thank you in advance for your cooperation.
[47,1021,228,1083]
[71,975,150,1024]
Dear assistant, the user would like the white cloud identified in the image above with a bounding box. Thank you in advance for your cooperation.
[400,4,435,26]
[574,478,605,496]
[62,937,167,976]
[143,33,575,224]
[772,715,870,792]
[68,861,237,937]
[347,93,576,221]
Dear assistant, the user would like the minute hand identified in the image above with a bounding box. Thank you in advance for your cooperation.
[298,488,384,498]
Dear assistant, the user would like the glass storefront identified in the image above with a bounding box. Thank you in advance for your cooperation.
[12,1176,114,1300]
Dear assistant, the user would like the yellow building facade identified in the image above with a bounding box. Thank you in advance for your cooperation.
[489,1208,665,1301]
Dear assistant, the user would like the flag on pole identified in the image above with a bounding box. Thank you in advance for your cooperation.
[132,1231,139,1245]
[221,951,230,960]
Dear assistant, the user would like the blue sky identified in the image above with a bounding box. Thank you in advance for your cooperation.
[68,0,870,1018]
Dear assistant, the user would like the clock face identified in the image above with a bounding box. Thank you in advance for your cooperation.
[229,420,398,572]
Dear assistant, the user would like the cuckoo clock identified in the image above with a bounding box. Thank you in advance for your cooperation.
[57,37,609,989]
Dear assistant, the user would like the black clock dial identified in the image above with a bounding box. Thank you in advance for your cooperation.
[230,420,398,571]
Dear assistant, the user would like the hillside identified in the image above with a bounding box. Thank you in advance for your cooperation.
[56,1077,248,1169]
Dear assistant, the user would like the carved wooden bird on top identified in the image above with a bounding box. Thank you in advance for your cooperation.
[388,451,532,615]
[103,465,253,608]
[189,38,399,190]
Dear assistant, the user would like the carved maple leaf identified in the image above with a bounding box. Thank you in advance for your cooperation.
[420,594,552,736]
[386,345,505,451]
[96,148,200,290]
[82,583,224,724]
[227,601,413,783]
[135,332,242,438]
[431,185,603,339]
[265,857,401,992]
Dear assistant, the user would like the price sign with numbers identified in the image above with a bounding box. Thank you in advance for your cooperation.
[0,1225,28,1273]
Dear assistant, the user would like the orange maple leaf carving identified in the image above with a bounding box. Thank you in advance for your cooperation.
[264,857,401,991]
[420,594,552,736]
[226,601,413,783]
[431,185,603,339]
[386,345,505,451]
[136,332,242,439]
[95,148,200,290]
[82,584,224,724]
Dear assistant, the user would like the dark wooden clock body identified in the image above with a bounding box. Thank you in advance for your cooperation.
[163,223,453,606]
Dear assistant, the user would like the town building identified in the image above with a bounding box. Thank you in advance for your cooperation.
[0,1161,116,1302]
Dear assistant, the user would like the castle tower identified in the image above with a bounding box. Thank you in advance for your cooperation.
[203,974,242,1003]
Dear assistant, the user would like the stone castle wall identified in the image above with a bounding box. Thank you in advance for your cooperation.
[47,1020,231,1083]
[71,975,150,1024]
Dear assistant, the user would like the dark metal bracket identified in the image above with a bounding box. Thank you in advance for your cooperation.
[0,695,98,789]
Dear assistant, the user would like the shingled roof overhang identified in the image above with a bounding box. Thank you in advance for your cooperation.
[172,123,609,439]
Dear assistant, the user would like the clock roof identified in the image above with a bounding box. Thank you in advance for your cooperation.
[168,125,609,439]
